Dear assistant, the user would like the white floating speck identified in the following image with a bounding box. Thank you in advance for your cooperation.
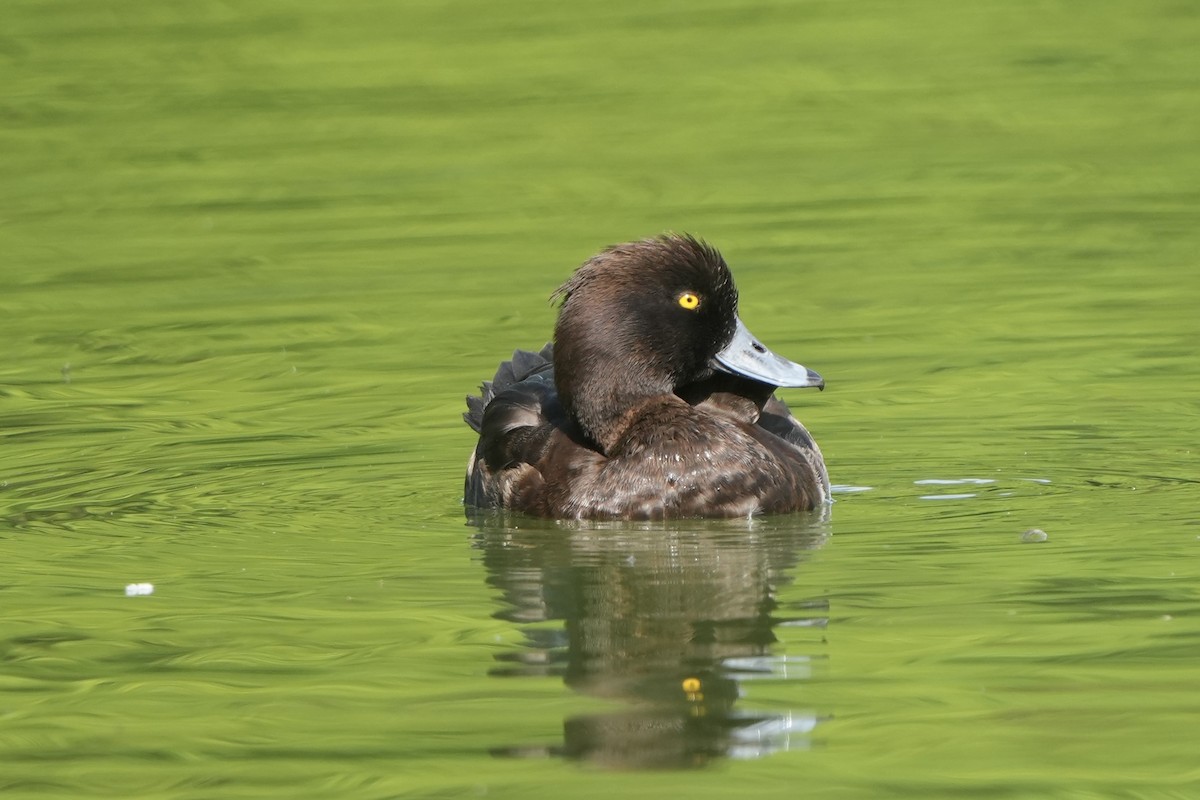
[124,582,155,597]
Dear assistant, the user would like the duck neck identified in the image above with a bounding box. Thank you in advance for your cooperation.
[554,346,674,456]
[568,385,666,455]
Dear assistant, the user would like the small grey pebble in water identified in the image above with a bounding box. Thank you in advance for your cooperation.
[1021,528,1049,543]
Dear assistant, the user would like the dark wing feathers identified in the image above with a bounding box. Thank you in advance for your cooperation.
[509,347,551,382]
[463,343,554,434]
[464,394,488,435]
[464,343,559,511]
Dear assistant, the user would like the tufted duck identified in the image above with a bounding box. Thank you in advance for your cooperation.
[464,234,829,520]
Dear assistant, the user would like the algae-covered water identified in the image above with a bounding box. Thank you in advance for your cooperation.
[3,1,1198,797]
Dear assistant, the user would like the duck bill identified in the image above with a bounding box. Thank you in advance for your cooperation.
[713,317,824,389]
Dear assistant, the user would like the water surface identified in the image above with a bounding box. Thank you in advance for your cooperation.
[3,1,1198,798]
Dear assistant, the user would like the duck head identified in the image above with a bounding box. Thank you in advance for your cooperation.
[551,235,823,452]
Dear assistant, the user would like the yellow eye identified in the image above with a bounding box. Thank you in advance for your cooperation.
[677,292,701,310]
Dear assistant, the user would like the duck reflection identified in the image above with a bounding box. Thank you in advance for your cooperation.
[469,512,831,769]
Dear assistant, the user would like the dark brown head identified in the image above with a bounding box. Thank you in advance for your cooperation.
[550,234,822,452]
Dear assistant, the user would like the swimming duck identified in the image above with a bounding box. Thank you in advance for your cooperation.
[464,234,829,520]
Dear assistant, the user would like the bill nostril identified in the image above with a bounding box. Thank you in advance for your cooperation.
[751,342,766,354]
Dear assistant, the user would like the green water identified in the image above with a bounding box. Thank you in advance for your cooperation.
[3,0,1198,797]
